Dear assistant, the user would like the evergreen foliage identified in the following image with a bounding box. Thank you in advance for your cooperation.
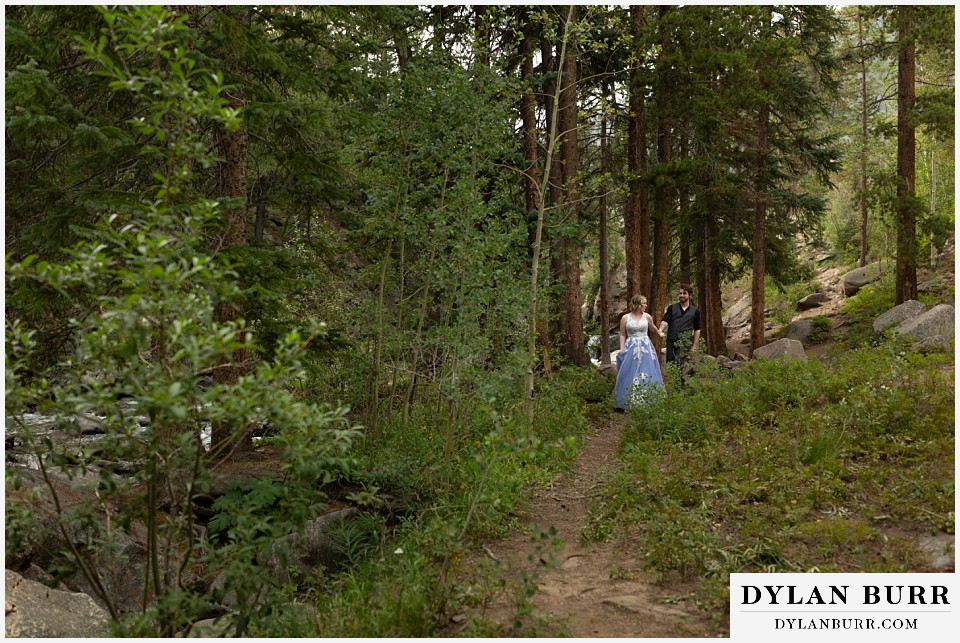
[4,4,954,637]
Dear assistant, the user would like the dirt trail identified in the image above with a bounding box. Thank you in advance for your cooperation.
[445,414,715,637]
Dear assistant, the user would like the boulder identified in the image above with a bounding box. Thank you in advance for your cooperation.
[20,564,65,589]
[72,413,107,435]
[62,529,151,615]
[873,300,927,334]
[841,262,883,297]
[895,305,955,342]
[264,507,358,586]
[5,570,111,638]
[821,267,841,282]
[592,263,629,324]
[797,292,829,310]
[918,277,946,294]
[597,364,616,379]
[587,333,619,361]
[5,468,103,571]
[733,352,749,362]
[785,319,813,344]
[752,338,806,361]
[716,354,732,364]
[723,293,752,329]
[7,467,203,615]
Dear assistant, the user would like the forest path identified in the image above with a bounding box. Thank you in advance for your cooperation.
[444,412,715,637]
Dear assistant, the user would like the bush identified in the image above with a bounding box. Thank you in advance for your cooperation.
[809,315,832,344]
[5,9,358,636]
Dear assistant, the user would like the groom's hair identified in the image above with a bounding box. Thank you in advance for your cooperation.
[679,283,693,295]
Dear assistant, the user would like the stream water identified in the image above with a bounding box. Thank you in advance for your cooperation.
[5,401,216,470]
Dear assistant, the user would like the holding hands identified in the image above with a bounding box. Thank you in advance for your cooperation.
[651,317,665,339]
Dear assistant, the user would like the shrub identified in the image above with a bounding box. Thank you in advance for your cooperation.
[5,8,357,636]
[808,315,832,344]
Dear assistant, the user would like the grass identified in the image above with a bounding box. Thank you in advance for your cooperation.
[586,338,954,633]
[305,365,602,636]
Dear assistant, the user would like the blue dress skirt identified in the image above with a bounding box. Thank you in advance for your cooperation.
[614,319,665,409]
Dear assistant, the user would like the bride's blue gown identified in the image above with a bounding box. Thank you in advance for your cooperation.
[614,314,664,409]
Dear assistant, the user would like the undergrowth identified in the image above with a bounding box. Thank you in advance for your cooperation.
[587,340,954,630]
[308,366,602,636]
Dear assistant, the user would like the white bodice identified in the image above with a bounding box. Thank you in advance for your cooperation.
[624,314,649,338]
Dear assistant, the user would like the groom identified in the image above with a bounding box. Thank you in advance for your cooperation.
[658,284,701,381]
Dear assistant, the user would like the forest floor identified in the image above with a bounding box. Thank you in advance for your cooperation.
[210,243,952,638]
[440,412,718,638]
[442,242,955,638]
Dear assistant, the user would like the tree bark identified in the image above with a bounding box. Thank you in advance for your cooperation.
[520,11,540,254]
[695,233,707,347]
[211,118,251,455]
[543,34,564,358]
[895,5,917,304]
[474,5,490,68]
[750,96,769,356]
[539,32,559,374]
[555,6,588,367]
[599,111,611,366]
[703,214,725,357]
[678,131,691,287]
[627,5,651,300]
[525,6,575,431]
[649,5,672,351]
[930,133,937,266]
[393,23,411,71]
[858,10,869,268]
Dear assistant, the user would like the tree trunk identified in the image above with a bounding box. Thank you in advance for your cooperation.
[703,215,725,357]
[217,129,249,250]
[858,10,869,268]
[431,6,449,52]
[627,5,651,300]
[210,3,253,459]
[695,233,707,345]
[525,6,574,431]
[895,5,917,304]
[649,5,671,351]
[474,5,490,68]
[750,96,769,356]
[520,12,540,254]
[599,111,611,366]
[539,33,559,374]
[555,6,588,367]
[253,199,265,243]
[211,89,250,456]
[543,34,564,356]
[393,24,411,70]
[678,131,691,287]
[930,133,937,266]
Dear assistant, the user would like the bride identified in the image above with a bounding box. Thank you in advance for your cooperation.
[614,295,665,410]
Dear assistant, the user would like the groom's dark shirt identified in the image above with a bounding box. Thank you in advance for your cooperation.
[662,302,700,362]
